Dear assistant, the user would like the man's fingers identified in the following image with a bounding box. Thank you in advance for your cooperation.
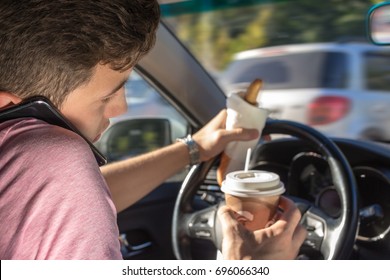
[277,196,302,231]
[262,196,304,239]
[277,197,307,247]
[218,205,238,232]
[218,205,251,238]
[278,195,296,212]
[293,224,308,249]
[207,109,228,129]
[225,127,259,141]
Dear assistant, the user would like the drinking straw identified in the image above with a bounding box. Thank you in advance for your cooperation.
[244,148,251,172]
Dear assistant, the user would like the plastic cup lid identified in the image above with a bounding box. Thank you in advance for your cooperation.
[221,170,285,197]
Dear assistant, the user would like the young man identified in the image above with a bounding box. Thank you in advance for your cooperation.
[0,0,306,259]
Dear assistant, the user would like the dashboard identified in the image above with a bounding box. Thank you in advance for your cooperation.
[249,137,390,259]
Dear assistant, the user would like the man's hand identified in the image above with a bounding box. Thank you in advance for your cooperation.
[218,196,307,260]
[192,109,259,162]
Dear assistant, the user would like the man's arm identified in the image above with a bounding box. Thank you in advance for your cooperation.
[101,141,189,212]
[101,109,259,213]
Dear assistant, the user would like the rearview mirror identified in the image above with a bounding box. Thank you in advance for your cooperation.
[367,2,390,45]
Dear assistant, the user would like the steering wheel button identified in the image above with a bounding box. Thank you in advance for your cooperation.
[195,230,211,238]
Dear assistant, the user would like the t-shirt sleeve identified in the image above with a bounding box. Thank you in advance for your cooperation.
[1,121,122,259]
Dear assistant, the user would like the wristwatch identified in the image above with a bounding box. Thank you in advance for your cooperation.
[176,134,201,166]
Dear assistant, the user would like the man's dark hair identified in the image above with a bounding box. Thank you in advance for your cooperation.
[0,0,160,107]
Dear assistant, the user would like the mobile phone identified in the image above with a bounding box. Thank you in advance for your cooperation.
[0,96,107,166]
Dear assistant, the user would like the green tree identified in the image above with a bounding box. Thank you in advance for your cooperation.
[166,0,381,70]
[267,0,377,45]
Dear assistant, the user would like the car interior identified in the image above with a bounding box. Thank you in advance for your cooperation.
[92,1,390,260]
[2,0,389,261]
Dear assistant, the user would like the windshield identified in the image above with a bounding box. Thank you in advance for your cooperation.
[160,0,390,142]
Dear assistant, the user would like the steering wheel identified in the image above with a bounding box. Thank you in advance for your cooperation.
[172,119,359,260]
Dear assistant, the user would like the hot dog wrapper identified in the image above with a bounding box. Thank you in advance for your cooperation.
[224,92,269,174]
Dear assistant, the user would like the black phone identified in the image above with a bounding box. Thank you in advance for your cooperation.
[0,96,107,166]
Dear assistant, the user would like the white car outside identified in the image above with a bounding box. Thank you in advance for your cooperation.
[219,43,390,141]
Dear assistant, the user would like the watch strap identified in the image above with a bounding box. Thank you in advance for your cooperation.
[176,134,201,166]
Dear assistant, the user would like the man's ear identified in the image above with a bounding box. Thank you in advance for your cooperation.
[0,92,22,109]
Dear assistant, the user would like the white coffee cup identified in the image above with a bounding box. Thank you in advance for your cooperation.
[221,170,285,231]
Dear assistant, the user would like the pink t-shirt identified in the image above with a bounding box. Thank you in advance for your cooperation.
[0,118,122,259]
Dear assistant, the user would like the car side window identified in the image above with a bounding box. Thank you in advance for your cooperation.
[365,51,390,91]
[96,71,189,164]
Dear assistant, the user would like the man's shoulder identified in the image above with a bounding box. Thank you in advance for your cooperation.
[1,117,97,171]
[2,117,89,151]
